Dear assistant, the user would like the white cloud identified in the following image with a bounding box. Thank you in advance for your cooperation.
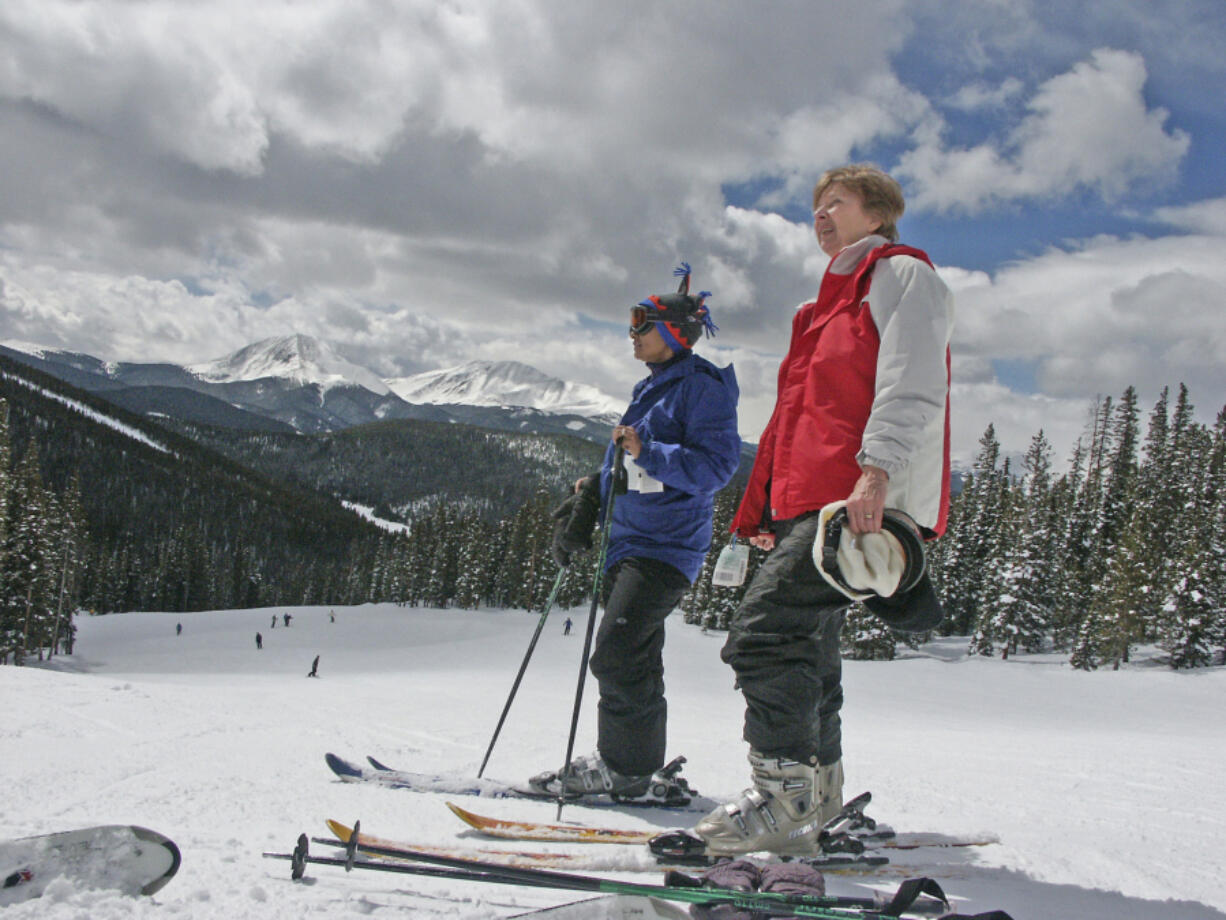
[951,381,1095,469]
[948,231,1226,456]
[1153,197,1226,236]
[899,49,1190,212]
[945,77,1025,112]
[0,1,1222,473]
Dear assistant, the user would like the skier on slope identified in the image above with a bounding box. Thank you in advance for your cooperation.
[532,264,741,801]
[692,164,954,856]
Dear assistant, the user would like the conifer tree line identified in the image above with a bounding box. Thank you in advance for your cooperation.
[0,402,85,665]
[932,383,1225,670]
[676,383,1225,671]
[5,366,1221,675]
[337,381,1225,673]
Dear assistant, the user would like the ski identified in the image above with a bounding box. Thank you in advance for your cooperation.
[323,819,890,874]
[0,824,180,906]
[444,799,998,854]
[326,752,714,813]
[268,826,1019,919]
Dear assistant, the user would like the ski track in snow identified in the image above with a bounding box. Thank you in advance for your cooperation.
[3,603,1225,919]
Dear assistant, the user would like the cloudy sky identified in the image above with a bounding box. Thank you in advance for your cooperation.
[2,0,1224,465]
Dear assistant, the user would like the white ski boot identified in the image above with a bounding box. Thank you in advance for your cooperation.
[817,759,844,825]
[692,750,823,856]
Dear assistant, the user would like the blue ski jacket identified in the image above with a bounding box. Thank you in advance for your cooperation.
[599,352,741,582]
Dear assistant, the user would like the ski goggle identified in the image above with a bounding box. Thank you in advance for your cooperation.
[629,304,657,336]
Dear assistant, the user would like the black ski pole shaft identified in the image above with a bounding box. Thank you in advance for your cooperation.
[555,443,625,821]
[477,565,568,778]
[283,836,919,919]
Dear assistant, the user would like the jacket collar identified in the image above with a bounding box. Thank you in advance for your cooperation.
[828,234,890,275]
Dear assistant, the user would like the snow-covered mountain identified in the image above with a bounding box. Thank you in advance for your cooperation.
[0,336,626,440]
[189,334,390,396]
[387,360,623,422]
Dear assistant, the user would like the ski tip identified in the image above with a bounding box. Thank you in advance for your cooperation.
[445,801,480,827]
[324,752,362,779]
[325,819,354,842]
[131,826,182,895]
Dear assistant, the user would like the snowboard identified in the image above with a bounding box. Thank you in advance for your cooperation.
[0,824,180,905]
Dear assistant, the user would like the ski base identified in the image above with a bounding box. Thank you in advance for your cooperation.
[0,824,180,906]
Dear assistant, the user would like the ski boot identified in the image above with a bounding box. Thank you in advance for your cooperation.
[691,750,822,856]
[610,756,697,806]
[528,751,653,799]
[529,753,697,806]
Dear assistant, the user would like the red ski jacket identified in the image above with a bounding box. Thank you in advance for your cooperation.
[732,240,952,538]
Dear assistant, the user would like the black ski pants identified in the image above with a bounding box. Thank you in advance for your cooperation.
[588,556,690,777]
[720,512,850,766]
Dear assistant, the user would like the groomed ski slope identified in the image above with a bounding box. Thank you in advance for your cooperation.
[3,603,1224,919]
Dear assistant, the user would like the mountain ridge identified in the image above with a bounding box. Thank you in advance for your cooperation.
[0,335,624,439]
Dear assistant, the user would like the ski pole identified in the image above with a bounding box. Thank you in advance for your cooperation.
[282,829,974,918]
[555,443,626,820]
[477,564,568,778]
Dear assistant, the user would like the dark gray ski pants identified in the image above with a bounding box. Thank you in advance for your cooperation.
[588,556,690,777]
[720,512,850,766]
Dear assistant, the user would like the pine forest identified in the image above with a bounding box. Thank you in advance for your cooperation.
[1,371,1222,672]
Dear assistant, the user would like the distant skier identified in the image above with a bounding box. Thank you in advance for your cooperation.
[176,622,182,636]
[563,618,573,635]
[532,263,739,801]
[329,610,335,623]
[256,632,263,650]
[271,614,276,629]
[283,612,292,627]
[307,655,320,678]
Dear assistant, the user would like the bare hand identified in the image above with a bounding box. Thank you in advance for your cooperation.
[749,533,776,551]
[612,425,642,459]
[845,466,888,534]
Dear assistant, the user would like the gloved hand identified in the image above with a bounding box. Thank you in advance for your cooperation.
[550,476,600,568]
[682,857,825,919]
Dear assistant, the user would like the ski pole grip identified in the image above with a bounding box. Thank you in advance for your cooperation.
[612,444,628,495]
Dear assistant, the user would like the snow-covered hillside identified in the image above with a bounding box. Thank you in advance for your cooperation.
[388,361,623,422]
[5,605,1224,919]
[189,334,391,396]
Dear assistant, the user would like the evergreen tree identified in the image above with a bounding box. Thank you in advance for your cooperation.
[1047,440,1091,650]
[933,424,1005,636]
[1160,546,1216,669]
[840,603,896,660]
[1,446,56,664]
[452,514,489,609]
[1079,390,1143,666]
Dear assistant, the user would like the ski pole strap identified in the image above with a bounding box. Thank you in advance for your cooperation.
[882,877,1016,920]
[881,877,948,915]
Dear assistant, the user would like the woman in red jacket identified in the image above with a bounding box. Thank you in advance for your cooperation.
[694,164,954,856]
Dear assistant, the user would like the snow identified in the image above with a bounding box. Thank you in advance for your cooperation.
[387,361,623,422]
[341,501,412,534]
[0,370,173,455]
[4,604,1225,919]
[189,334,391,396]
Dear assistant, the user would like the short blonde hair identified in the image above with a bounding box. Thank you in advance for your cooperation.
[813,164,905,242]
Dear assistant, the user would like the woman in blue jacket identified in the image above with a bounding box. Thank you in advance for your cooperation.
[532,265,740,801]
